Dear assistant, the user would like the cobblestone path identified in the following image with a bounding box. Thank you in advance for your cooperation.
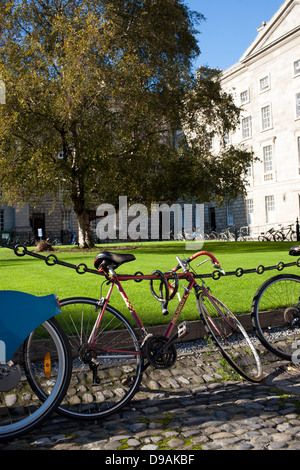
[2,347,300,451]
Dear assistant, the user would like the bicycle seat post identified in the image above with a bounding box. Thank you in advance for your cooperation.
[108,266,117,279]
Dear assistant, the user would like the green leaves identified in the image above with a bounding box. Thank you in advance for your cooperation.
[0,0,253,247]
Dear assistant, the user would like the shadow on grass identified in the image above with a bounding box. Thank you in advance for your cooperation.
[127,241,297,256]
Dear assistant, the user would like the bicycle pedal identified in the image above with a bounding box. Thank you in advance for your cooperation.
[177,321,189,339]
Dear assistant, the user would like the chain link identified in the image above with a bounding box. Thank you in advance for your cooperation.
[1,243,300,280]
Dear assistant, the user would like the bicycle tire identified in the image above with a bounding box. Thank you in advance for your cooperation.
[197,292,263,383]
[0,318,72,442]
[251,274,300,361]
[273,231,284,241]
[55,297,144,420]
[258,236,269,242]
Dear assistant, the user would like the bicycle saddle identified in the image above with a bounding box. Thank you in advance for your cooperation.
[94,251,136,270]
[289,245,300,256]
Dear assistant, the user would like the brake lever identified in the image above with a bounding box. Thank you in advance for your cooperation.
[213,263,226,275]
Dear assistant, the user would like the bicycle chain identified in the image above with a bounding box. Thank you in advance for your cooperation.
[0,243,300,280]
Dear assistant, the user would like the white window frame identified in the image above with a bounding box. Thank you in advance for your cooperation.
[246,199,254,225]
[242,116,252,139]
[294,59,300,77]
[261,105,272,131]
[240,89,249,104]
[298,136,300,174]
[260,75,270,92]
[246,164,252,179]
[263,145,273,181]
[265,195,275,224]
[296,92,300,119]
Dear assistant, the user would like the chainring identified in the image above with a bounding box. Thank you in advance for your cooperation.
[144,335,177,369]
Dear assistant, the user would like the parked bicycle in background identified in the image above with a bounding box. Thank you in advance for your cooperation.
[274,224,296,241]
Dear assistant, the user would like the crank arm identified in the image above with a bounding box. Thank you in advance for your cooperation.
[160,321,190,352]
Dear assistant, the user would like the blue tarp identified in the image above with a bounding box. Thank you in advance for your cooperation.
[0,291,61,361]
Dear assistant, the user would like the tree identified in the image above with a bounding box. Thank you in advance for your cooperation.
[0,0,252,247]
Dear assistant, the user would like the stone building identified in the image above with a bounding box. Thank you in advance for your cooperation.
[0,197,77,244]
[205,0,300,238]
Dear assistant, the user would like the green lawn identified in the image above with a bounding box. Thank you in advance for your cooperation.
[0,240,299,327]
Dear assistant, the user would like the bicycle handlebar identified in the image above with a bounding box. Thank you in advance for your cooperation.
[188,251,221,266]
[173,251,221,272]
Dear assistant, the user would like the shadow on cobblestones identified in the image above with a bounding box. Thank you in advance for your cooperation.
[2,352,300,451]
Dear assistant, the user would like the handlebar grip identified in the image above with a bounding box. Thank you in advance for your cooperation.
[188,251,220,267]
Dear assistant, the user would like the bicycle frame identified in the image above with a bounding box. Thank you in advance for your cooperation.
[88,250,226,348]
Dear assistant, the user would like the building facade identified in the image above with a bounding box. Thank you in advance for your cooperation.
[0,197,77,244]
[205,0,300,238]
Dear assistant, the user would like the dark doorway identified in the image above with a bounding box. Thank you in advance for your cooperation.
[31,213,45,239]
[209,207,216,232]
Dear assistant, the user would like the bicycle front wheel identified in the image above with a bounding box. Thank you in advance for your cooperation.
[251,274,300,361]
[198,292,263,383]
[0,318,72,442]
[56,297,144,420]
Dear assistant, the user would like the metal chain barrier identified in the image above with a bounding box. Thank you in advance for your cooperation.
[1,243,300,280]
[1,244,97,275]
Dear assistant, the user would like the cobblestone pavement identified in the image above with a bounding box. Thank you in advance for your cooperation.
[2,349,300,451]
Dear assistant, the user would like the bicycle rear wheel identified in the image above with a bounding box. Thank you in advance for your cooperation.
[56,297,144,420]
[0,318,72,442]
[197,292,263,383]
[251,274,300,361]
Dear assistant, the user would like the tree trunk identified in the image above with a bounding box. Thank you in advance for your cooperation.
[71,173,95,249]
[76,209,94,249]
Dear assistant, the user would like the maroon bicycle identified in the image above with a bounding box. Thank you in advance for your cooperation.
[46,249,262,420]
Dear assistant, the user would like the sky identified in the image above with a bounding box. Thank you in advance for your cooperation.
[185,0,285,71]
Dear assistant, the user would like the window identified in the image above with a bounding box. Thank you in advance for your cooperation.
[246,164,252,178]
[0,210,3,231]
[263,145,273,181]
[261,105,272,130]
[298,137,300,174]
[227,204,233,226]
[242,116,252,139]
[294,60,300,76]
[260,75,270,92]
[62,209,72,230]
[296,92,300,119]
[246,199,254,225]
[223,131,230,146]
[265,195,275,223]
[240,90,249,104]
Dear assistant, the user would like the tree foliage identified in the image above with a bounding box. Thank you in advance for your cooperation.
[0,0,253,247]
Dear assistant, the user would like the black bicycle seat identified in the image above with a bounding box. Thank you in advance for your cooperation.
[94,251,136,270]
[289,245,300,256]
